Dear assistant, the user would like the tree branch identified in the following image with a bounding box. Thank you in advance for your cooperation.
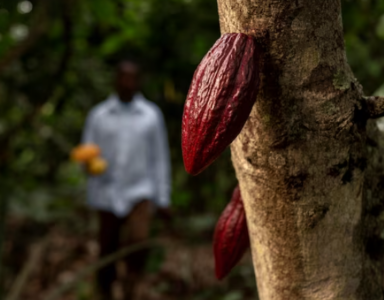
[365,96,384,119]
[42,240,160,300]
[5,239,49,300]
[53,0,74,112]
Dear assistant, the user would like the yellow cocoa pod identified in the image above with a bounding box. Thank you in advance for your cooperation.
[87,157,108,175]
[71,144,101,163]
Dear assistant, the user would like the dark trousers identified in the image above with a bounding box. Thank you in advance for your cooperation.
[97,200,152,300]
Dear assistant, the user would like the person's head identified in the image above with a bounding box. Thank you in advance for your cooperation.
[114,60,141,102]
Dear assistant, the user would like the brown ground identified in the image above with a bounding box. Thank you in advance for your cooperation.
[3,213,257,300]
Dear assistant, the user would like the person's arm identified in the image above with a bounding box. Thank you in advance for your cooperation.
[151,109,172,211]
[81,110,97,144]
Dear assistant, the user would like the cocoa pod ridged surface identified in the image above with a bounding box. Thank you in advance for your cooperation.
[182,33,261,175]
[213,185,250,280]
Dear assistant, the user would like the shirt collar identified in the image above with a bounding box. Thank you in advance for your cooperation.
[108,93,143,114]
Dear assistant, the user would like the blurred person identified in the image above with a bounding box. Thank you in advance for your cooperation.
[81,60,172,300]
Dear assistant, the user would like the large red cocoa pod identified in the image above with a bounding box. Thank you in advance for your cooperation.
[182,33,261,175]
[213,185,250,280]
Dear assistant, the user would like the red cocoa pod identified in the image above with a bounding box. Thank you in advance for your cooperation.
[182,33,261,175]
[213,185,250,280]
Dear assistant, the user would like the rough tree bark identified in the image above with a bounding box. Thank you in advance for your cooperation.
[217,0,384,299]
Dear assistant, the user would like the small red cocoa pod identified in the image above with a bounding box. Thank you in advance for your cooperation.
[182,33,261,175]
[213,185,250,280]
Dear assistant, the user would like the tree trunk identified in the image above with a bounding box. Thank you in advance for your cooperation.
[216,0,384,299]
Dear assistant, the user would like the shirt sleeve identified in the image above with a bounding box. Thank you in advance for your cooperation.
[151,109,172,208]
[81,110,97,144]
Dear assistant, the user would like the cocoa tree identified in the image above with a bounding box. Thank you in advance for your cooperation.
[183,0,384,299]
[222,0,384,299]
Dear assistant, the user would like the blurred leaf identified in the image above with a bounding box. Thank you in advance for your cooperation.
[376,15,384,39]
[222,291,243,300]
[374,83,384,96]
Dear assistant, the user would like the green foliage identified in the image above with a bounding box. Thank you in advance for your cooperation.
[0,0,234,220]
[343,0,384,94]
[0,0,382,229]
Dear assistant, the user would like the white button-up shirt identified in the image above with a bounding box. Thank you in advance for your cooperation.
[82,93,171,217]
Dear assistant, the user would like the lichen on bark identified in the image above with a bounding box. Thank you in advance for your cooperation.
[333,69,352,91]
